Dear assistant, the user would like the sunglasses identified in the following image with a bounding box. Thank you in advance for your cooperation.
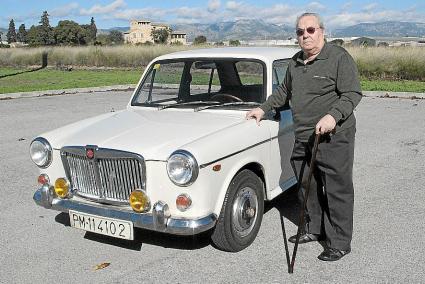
[296,27,320,37]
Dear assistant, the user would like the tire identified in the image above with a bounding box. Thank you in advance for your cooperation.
[211,169,264,252]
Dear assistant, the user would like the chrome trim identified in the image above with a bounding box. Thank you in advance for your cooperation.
[152,201,170,231]
[199,136,277,169]
[30,137,53,168]
[232,186,258,238]
[167,150,199,186]
[33,187,217,235]
[37,184,54,208]
[60,146,146,205]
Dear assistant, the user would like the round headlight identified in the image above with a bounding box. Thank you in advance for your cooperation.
[167,150,198,186]
[30,137,52,168]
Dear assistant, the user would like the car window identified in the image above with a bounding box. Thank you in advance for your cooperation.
[132,59,265,106]
[235,61,263,85]
[272,59,289,91]
[189,61,220,96]
[134,62,183,104]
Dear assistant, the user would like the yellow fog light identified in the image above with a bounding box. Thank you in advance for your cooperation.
[129,190,150,213]
[54,178,69,198]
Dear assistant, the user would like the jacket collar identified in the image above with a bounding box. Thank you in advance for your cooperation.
[294,42,330,64]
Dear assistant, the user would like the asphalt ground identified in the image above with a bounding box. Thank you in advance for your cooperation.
[0,90,424,283]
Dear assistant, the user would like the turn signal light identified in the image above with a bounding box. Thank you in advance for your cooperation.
[38,174,50,185]
[176,194,192,211]
[54,178,69,198]
[129,190,150,213]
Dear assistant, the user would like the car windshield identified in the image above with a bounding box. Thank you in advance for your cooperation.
[131,58,265,109]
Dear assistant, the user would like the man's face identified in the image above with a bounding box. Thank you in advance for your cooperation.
[296,15,324,55]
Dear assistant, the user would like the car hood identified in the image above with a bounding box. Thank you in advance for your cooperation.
[44,108,247,161]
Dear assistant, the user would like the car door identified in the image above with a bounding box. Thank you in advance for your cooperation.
[266,59,296,196]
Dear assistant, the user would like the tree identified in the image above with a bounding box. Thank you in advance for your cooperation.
[151,28,169,44]
[39,11,54,45]
[90,17,97,42]
[17,24,27,43]
[7,19,17,43]
[54,20,87,45]
[193,35,207,45]
[27,25,43,46]
[229,39,240,46]
[107,30,124,45]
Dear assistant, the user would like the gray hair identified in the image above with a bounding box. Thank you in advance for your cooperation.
[295,13,325,29]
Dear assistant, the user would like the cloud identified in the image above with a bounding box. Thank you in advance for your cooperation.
[226,1,243,12]
[326,8,425,28]
[80,0,126,16]
[208,0,221,12]
[50,3,80,18]
[340,2,352,13]
[362,3,378,13]
[307,2,326,12]
[112,8,167,21]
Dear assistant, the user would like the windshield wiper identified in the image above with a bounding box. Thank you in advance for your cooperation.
[194,102,261,112]
[158,101,221,110]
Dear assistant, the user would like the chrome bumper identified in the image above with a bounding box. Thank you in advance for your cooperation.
[33,185,217,236]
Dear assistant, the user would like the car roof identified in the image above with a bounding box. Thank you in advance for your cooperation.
[154,47,300,63]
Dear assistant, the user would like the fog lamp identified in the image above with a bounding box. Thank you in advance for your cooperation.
[54,178,69,198]
[38,174,50,186]
[176,194,192,211]
[129,190,150,213]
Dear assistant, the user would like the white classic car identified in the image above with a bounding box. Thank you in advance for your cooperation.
[30,47,299,252]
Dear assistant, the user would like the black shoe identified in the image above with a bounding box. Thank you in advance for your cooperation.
[288,233,320,244]
[317,247,351,261]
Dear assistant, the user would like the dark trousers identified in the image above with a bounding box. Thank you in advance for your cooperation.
[290,126,355,251]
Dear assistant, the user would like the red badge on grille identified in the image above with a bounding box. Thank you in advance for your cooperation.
[86,148,94,159]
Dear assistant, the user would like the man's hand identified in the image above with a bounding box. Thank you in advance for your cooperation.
[245,107,265,125]
[316,114,336,134]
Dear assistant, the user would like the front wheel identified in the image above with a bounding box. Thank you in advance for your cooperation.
[211,169,264,252]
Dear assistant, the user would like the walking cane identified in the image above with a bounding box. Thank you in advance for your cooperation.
[288,133,321,273]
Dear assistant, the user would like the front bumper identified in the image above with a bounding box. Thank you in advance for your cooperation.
[33,185,217,235]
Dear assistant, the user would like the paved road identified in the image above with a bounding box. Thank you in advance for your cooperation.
[0,91,424,283]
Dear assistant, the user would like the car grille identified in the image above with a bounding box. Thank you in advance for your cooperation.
[60,146,146,205]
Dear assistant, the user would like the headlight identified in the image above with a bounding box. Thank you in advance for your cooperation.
[167,150,198,186]
[29,137,52,168]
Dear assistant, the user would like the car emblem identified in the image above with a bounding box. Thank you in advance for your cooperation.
[86,148,95,159]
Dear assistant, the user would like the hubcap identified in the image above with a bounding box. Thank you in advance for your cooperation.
[232,186,258,238]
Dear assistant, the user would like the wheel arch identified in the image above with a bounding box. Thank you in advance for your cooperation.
[212,160,267,216]
[237,162,266,196]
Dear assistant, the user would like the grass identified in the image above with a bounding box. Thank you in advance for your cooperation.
[0,67,142,93]
[347,46,425,81]
[0,45,191,68]
[1,67,424,94]
[361,78,425,93]
[1,45,425,94]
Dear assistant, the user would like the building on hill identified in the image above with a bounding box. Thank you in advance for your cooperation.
[124,20,187,45]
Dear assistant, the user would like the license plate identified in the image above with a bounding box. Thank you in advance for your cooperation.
[69,210,134,240]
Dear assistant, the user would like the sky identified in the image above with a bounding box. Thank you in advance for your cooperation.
[1,0,425,30]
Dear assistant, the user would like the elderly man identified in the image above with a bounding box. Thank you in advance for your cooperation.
[246,12,362,261]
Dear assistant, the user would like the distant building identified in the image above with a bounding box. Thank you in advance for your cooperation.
[124,20,187,45]
[170,31,187,45]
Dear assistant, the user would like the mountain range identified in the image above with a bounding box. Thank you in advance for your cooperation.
[2,20,425,42]
[104,20,425,41]
[332,21,425,37]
